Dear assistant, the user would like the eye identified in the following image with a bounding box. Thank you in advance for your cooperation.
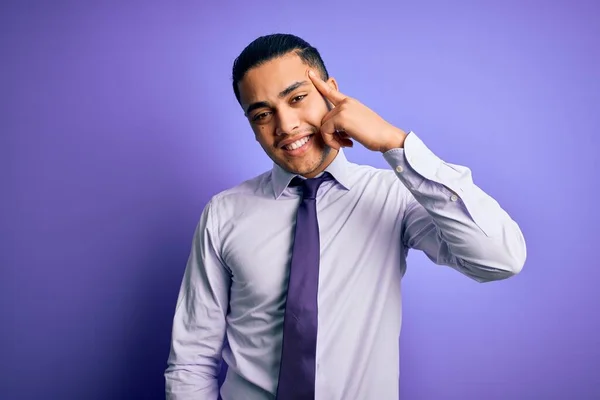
[291,94,307,103]
[252,111,272,121]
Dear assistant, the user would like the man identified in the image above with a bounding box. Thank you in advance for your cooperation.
[165,33,526,399]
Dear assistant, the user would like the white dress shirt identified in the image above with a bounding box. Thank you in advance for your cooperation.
[165,131,526,399]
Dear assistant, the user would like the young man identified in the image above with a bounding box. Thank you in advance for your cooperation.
[165,33,526,400]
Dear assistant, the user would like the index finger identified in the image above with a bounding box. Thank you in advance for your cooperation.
[308,69,346,106]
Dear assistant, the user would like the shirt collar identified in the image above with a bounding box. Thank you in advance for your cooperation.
[271,149,353,199]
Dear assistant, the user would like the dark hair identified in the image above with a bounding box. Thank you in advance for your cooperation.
[231,33,330,104]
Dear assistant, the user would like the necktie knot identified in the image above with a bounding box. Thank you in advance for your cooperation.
[291,173,331,200]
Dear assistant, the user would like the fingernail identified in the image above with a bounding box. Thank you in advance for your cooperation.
[308,70,315,77]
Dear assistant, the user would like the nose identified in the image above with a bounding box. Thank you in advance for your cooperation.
[275,106,300,136]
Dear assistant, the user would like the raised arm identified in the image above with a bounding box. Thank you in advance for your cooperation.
[306,69,526,281]
[384,132,526,282]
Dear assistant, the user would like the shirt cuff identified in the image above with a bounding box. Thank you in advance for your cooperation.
[383,131,503,238]
[382,131,449,192]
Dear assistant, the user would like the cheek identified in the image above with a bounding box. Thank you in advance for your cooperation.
[254,125,272,145]
[304,99,329,126]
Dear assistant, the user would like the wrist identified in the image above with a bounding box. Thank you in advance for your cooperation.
[379,127,407,153]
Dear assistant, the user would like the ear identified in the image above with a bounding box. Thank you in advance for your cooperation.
[326,77,339,92]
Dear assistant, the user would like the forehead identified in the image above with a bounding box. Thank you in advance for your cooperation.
[238,53,309,105]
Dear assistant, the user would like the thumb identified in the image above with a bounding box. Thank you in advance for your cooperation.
[320,120,341,150]
[320,121,353,149]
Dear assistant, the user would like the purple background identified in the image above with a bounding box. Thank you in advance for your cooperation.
[2,1,599,399]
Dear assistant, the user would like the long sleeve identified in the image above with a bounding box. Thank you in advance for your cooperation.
[165,199,231,399]
[383,132,527,282]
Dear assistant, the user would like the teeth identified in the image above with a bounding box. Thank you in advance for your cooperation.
[285,136,310,150]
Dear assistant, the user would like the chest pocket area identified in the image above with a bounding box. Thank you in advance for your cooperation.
[221,212,297,317]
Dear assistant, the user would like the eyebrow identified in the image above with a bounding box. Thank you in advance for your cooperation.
[245,80,309,116]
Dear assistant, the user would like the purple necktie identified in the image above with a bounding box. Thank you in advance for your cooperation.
[276,173,331,400]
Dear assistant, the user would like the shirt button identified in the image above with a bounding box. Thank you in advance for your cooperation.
[450,194,458,202]
[395,166,403,173]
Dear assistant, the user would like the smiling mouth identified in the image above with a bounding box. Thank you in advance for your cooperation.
[281,135,313,151]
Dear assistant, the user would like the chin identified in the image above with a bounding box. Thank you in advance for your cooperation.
[284,149,331,176]
[280,159,317,175]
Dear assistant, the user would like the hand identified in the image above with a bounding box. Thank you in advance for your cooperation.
[308,69,407,153]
